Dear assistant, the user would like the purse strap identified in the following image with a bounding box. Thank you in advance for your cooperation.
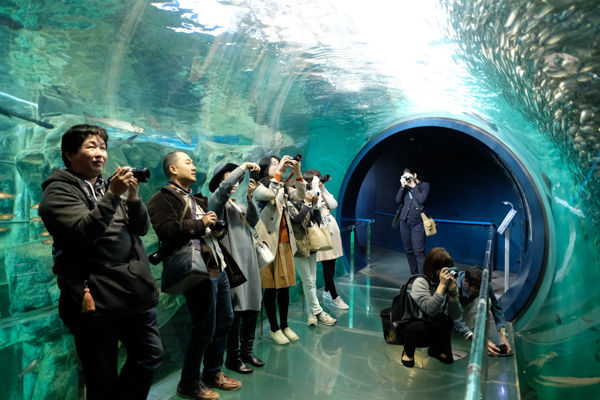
[410,192,426,214]
[230,201,262,243]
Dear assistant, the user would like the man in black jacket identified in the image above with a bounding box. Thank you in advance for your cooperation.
[39,124,163,400]
[147,152,244,400]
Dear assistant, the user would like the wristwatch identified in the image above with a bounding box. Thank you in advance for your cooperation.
[500,331,508,337]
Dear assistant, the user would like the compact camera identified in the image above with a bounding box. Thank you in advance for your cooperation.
[498,344,509,355]
[130,167,150,183]
[404,176,413,183]
[149,245,174,265]
[448,267,458,278]
[285,154,303,165]
[212,220,228,232]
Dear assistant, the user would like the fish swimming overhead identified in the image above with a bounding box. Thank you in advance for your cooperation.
[19,357,40,378]
[0,106,55,129]
[169,121,192,146]
[109,135,138,148]
[84,112,146,134]
[0,192,15,199]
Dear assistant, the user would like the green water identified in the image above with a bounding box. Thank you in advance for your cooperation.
[0,0,599,398]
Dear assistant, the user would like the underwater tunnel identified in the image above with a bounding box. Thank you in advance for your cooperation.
[0,0,599,399]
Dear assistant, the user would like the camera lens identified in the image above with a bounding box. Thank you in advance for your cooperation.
[130,168,150,183]
[292,154,303,162]
[320,174,331,184]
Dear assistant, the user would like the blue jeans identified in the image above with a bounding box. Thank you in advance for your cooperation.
[400,219,426,275]
[181,269,234,384]
[60,305,164,400]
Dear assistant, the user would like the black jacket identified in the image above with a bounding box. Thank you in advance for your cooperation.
[392,181,430,228]
[147,185,246,288]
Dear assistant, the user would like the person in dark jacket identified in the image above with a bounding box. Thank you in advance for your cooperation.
[147,152,246,400]
[392,168,430,275]
[39,124,163,400]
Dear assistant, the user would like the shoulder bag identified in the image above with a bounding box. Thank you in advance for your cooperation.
[308,221,334,252]
[231,201,275,269]
[161,195,210,295]
[411,195,437,237]
[388,274,433,344]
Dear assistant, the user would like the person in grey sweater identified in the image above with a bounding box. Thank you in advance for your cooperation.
[208,162,264,375]
[398,247,463,368]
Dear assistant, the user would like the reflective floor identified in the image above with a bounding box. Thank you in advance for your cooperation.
[149,248,519,400]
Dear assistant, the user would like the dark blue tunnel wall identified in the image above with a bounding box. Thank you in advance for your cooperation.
[338,119,549,321]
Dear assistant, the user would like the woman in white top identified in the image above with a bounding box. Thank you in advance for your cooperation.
[303,170,349,309]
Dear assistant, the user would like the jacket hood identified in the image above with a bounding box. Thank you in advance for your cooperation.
[42,168,107,192]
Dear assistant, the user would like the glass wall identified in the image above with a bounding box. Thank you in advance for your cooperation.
[0,1,599,398]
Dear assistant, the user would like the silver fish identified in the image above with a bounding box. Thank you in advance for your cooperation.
[169,121,192,146]
[84,112,146,134]
[109,135,138,148]
[19,357,40,378]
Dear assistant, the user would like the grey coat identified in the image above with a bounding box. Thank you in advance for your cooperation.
[208,167,262,311]
[410,277,463,323]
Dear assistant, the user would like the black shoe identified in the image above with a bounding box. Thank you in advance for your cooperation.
[401,350,414,368]
[241,353,265,367]
[225,351,254,374]
[428,347,454,364]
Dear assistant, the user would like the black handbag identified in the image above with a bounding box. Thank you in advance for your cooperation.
[389,274,432,343]
[161,240,209,295]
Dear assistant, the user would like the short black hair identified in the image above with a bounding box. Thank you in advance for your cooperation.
[163,152,182,179]
[61,124,108,168]
[465,266,483,288]
[403,167,421,180]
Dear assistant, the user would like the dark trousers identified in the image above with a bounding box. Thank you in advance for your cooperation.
[181,269,234,385]
[400,219,426,275]
[321,259,338,298]
[398,316,454,359]
[60,306,164,400]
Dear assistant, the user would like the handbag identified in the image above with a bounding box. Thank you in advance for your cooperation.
[389,274,432,344]
[308,223,334,252]
[161,195,210,295]
[411,196,437,237]
[231,201,275,269]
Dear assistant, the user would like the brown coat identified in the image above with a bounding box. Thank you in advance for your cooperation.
[147,185,246,288]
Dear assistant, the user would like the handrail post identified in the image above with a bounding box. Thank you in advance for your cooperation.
[367,222,371,268]
[504,226,510,292]
[350,225,355,281]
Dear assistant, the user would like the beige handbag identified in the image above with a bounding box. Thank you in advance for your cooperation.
[412,196,437,236]
[308,223,334,252]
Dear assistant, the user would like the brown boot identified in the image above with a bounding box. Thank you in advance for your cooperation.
[176,380,220,400]
[203,372,242,391]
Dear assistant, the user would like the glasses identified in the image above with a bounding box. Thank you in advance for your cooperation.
[271,161,279,166]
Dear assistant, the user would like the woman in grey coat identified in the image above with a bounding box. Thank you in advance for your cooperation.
[208,162,264,374]
[397,247,463,368]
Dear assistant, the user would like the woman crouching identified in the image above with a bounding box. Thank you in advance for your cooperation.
[398,247,463,368]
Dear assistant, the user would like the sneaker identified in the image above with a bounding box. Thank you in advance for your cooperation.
[323,291,333,301]
[307,313,318,326]
[283,327,299,341]
[203,372,242,391]
[269,329,290,344]
[331,296,349,310]
[317,312,337,326]
[176,380,220,400]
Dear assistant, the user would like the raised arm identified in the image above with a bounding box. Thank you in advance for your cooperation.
[209,167,245,217]
[412,181,430,205]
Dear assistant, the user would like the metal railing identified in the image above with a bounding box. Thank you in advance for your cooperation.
[340,218,375,280]
[465,225,495,400]
[374,211,493,226]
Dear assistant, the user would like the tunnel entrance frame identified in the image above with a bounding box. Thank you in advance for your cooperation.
[337,118,549,321]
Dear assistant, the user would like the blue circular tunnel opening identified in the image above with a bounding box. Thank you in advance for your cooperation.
[337,118,549,322]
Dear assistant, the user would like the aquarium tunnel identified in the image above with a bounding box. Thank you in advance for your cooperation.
[0,1,599,399]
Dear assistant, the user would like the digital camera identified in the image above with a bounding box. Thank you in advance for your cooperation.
[130,167,150,183]
[320,174,331,184]
[212,220,228,232]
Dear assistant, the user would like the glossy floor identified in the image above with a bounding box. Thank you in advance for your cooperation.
[149,248,519,400]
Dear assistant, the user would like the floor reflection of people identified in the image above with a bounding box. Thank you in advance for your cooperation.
[312,330,342,396]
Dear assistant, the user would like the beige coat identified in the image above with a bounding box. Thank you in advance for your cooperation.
[316,189,344,262]
[253,178,306,258]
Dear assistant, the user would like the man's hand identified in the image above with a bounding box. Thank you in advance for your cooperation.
[488,340,501,357]
[500,332,512,354]
[109,167,134,197]
[127,177,140,202]
[202,211,218,227]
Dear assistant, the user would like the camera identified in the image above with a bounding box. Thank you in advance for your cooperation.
[130,168,150,183]
[448,267,458,278]
[286,154,303,165]
[498,344,508,355]
[212,220,228,232]
[149,245,174,265]
[320,174,331,184]
[404,176,412,183]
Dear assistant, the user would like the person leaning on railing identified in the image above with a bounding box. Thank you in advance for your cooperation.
[453,266,512,356]
[399,248,463,368]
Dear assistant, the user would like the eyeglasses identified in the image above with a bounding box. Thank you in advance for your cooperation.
[271,161,279,166]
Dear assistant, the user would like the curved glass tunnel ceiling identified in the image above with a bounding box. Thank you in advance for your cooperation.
[0,1,599,399]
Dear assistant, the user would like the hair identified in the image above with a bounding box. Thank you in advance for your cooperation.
[303,169,321,190]
[403,167,421,180]
[61,124,108,168]
[423,247,454,282]
[257,155,281,186]
[465,266,483,288]
[163,152,182,179]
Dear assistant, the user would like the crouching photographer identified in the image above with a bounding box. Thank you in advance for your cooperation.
[147,152,247,400]
[393,248,463,368]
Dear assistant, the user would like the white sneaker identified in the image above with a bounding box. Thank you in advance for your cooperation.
[307,313,318,326]
[323,291,333,301]
[317,312,337,326]
[269,330,290,344]
[283,327,299,341]
[331,296,349,310]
